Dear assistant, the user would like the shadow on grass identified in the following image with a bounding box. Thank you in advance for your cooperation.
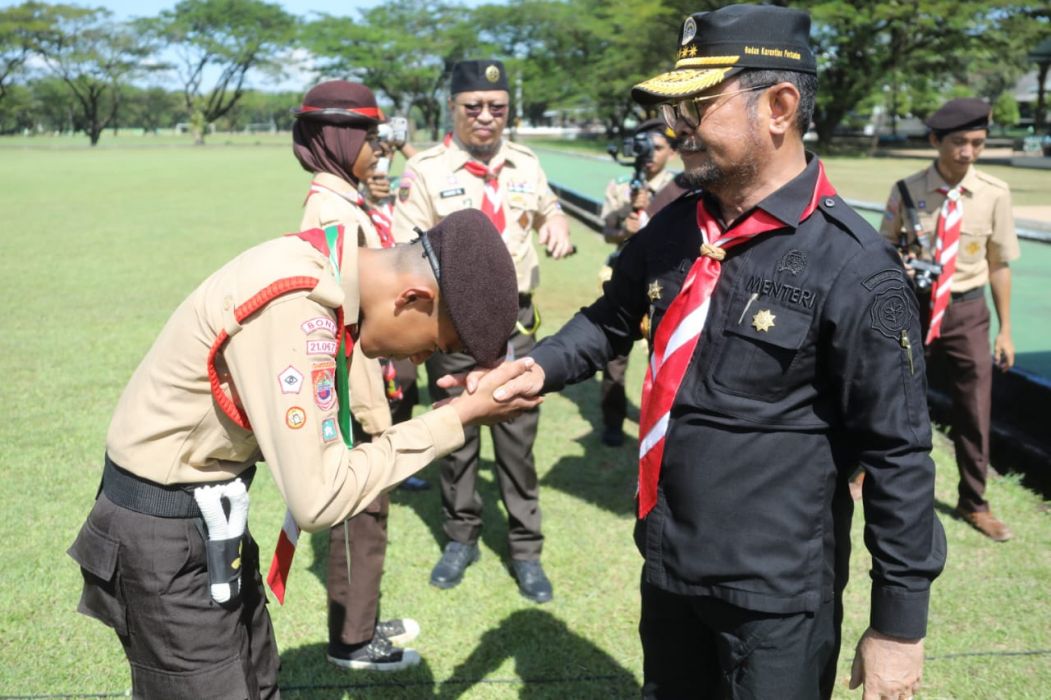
[279,642,438,698]
[435,608,639,699]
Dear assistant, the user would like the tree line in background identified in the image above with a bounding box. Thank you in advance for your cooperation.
[0,0,1048,146]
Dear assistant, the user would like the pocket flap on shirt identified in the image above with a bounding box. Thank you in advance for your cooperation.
[725,303,812,351]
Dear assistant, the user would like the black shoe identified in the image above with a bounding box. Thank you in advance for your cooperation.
[374,618,420,646]
[511,559,553,603]
[327,636,421,671]
[398,475,431,491]
[429,541,480,589]
[601,426,625,447]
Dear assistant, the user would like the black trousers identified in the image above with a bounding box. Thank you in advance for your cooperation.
[639,577,839,700]
[426,300,543,560]
[327,358,417,647]
[69,493,279,699]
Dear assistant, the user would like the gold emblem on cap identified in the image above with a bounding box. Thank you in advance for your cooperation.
[647,280,663,302]
[485,64,500,82]
[752,309,776,333]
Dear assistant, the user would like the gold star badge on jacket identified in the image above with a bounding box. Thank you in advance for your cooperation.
[752,309,776,332]
[647,280,663,302]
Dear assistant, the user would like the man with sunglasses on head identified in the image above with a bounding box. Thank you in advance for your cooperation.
[450,5,946,697]
[392,59,572,604]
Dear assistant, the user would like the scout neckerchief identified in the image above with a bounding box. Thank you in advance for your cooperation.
[445,132,507,235]
[306,179,396,248]
[267,225,354,604]
[636,162,836,519]
[925,183,964,345]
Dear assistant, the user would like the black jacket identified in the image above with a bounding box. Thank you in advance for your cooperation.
[531,156,946,639]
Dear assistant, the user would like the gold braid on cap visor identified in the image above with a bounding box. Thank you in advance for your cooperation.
[634,56,739,98]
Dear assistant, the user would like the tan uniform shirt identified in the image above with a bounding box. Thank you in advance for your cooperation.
[392,137,564,293]
[106,233,464,532]
[299,171,401,436]
[600,169,675,244]
[880,163,1020,293]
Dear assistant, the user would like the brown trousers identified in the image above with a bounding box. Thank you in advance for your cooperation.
[426,300,543,560]
[69,493,279,699]
[327,358,417,646]
[924,294,993,512]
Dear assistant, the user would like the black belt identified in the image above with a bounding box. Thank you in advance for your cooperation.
[101,454,255,519]
[518,293,532,308]
[951,287,984,302]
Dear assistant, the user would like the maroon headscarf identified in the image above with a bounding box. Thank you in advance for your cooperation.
[292,120,366,185]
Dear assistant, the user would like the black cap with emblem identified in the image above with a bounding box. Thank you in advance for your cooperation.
[450,59,510,94]
[925,98,990,137]
[416,209,518,367]
[632,4,816,106]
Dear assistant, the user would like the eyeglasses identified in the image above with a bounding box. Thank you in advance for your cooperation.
[413,227,441,281]
[659,84,774,130]
[456,101,508,119]
[365,131,382,150]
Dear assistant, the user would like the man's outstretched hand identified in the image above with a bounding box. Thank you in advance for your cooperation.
[445,358,546,426]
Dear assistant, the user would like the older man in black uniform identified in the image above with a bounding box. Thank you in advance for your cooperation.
[446,5,946,697]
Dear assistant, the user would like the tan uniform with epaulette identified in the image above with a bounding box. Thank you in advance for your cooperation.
[106,231,464,531]
[879,163,1020,291]
[600,169,675,244]
[391,137,563,292]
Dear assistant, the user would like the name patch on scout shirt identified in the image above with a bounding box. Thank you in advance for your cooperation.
[301,317,337,335]
[440,187,465,198]
[312,360,337,411]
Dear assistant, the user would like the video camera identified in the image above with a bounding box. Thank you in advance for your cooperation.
[607,130,658,192]
[905,257,943,292]
[376,116,408,145]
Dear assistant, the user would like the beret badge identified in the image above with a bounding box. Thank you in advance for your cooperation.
[485,65,501,83]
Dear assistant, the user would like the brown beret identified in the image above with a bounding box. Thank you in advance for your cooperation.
[925,98,990,135]
[419,209,517,367]
[292,80,385,126]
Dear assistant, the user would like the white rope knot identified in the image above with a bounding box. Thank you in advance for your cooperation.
[700,243,726,261]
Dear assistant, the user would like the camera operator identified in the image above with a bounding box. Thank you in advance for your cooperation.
[597,119,677,447]
[879,98,1020,542]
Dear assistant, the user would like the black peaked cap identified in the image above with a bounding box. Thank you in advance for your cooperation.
[423,209,517,367]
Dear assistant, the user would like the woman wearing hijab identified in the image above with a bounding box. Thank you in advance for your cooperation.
[291,80,421,672]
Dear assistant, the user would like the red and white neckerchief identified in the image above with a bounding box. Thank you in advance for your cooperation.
[369,201,396,249]
[305,179,395,248]
[445,132,507,235]
[925,184,964,345]
[266,510,300,604]
[636,163,836,519]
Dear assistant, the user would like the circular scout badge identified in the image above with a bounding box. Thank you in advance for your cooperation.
[485,64,501,83]
[681,17,697,46]
[286,406,307,429]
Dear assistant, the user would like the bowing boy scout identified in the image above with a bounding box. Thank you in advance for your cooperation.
[463,5,945,697]
[392,59,572,603]
[880,97,1020,542]
[67,209,534,698]
[291,80,422,671]
[598,118,677,447]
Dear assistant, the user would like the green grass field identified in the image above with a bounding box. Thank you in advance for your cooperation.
[0,139,1049,699]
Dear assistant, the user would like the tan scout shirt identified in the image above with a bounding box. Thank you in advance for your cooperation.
[106,233,465,531]
[391,137,564,293]
[880,163,1020,293]
[600,169,675,244]
[299,171,392,436]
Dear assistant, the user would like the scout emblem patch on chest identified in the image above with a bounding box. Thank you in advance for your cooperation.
[752,309,776,332]
[869,286,913,339]
[647,280,663,302]
[965,241,981,256]
[777,250,807,275]
[312,360,337,411]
